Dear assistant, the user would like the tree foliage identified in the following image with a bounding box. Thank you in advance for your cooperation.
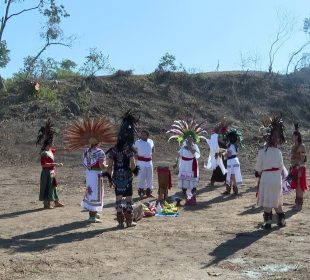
[80,48,114,77]
[156,52,185,72]
[0,0,70,69]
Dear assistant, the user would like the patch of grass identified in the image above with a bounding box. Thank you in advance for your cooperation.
[31,87,63,109]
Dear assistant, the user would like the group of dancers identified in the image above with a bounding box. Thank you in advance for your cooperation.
[36,112,307,229]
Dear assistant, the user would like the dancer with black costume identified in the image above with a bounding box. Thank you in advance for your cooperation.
[107,111,140,228]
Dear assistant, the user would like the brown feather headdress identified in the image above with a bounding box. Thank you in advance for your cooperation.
[260,113,286,145]
[64,117,117,151]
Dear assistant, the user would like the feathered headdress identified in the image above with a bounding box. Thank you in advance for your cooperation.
[116,110,140,150]
[166,117,207,145]
[259,113,286,145]
[227,127,244,147]
[64,117,117,150]
[36,118,56,151]
[213,117,232,135]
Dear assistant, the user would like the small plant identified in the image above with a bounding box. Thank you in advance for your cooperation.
[113,69,133,78]
[32,86,61,107]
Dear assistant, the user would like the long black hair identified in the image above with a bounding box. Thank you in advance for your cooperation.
[293,123,302,145]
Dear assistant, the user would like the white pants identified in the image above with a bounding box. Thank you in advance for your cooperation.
[138,166,153,189]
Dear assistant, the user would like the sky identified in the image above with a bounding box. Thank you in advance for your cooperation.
[1,0,310,78]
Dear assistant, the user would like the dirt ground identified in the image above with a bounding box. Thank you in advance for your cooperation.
[0,159,309,280]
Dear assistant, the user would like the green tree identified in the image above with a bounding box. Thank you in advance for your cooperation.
[23,56,58,80]
[60,59,77,71]
[156,52,185,72]
[0,0,70,69]
[80,48,114,77]
[53,59,80,79]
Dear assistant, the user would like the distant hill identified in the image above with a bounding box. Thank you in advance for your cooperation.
[0,70,309,168]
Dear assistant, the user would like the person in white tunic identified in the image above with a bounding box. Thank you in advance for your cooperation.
[82,140,108,223]
[254,114,286,229]
[178,135,201,204]
[223,129,243,195]
[166,117,207,205]
[133,130,155,198]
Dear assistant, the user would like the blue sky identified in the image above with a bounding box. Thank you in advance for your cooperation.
[1,0,309,77]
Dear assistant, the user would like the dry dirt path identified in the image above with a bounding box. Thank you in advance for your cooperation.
[0,166,309,280]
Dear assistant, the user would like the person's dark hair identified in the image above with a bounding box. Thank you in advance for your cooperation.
[41,138,53,152]
[293,123,302,145]
[141,130,150,137]
[227,131,238,152]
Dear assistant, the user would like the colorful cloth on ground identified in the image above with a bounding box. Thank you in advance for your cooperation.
[255,147,284,208]
[178,142,200,190]
[81,147,105,212]
[39,148,59,201]
[226,144,242,186]
[108,147,134,197]
[134,138,154,189]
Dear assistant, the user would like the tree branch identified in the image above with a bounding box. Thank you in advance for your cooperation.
[6,1,43,21]
[286,41,310,74]
[0,0,13,41]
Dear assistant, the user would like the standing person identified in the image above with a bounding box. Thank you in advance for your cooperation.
[134,130,155,198]
[206,120,230,186]
[167,118,207,205]
[223,128,244,195]
[81,140,108,223]
[36,119,64,209]
[65,117,117,223]
[289,123,307,211]
[255,114,286,229]
[178,135,201,205]
[107,111,140,228]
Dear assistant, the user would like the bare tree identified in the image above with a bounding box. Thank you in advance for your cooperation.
[239,51,261,71]
[286,17,310,74]
[268,10,296,74]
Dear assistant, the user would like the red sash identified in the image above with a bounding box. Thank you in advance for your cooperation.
[181,156,198,178]
[137,156,152,162]
[263,167,280,172]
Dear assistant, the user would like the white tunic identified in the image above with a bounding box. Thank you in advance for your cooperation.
[255,147,284,208]
[206,133,227,175]
[133,139,154,167]
[178,143,200,190]
[81,147,105,212]
[226,144,243,186]
[133,138,154,189]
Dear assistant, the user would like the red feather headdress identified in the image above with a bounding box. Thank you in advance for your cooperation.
[65,117,117,150]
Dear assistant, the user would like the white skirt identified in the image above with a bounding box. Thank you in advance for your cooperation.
[178,159,199,190]
[257,171,283,208]
[81,170,104,212]
[226,157,242,186]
